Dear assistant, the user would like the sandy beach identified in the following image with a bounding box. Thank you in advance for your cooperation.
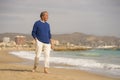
[0,50,119,80]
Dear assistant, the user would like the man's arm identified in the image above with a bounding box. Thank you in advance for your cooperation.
[32,22,37,40]
[50,39,54,50]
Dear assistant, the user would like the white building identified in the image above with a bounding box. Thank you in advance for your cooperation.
[3,37,10,43]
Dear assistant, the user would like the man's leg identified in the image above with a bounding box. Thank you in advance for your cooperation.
[32,57,39,72]
[32,40,43,72]
[43,43,51,73]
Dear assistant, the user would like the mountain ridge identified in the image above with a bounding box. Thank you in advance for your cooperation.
[0,32,120,46]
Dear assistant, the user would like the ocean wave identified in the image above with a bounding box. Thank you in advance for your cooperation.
[10,51,120,70]
[9,51,120,77]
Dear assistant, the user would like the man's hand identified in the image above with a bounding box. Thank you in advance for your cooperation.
[50,39,54,50]
[35,38,37,41]
[51,44,54,50]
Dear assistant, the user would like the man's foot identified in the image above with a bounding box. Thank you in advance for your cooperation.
[32,69,35,72]
[32,68,36,72]
[44,68,48,74]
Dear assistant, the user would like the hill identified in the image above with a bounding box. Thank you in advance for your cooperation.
[52,32,120,46]
[0,32,120,47]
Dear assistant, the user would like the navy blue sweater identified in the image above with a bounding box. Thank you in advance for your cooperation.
[32,20,51,44]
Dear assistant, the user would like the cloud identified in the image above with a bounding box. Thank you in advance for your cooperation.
[0,0,120,37]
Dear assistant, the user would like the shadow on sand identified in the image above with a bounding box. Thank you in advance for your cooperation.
[0,68,32,72]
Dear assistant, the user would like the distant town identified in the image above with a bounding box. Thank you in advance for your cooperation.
[0,33,120,51]
[0,35,90,51]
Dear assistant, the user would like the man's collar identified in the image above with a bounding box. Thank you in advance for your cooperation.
[40,20,45,23]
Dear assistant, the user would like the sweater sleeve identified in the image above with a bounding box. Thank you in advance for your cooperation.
[49,30,51,39]
[48,24,51,39]
[32,22,37,39]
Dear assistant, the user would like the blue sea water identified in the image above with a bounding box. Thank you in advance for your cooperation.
[10,49,120,78]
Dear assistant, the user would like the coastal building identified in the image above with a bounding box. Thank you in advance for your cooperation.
[3,37,10,43]
[15,36,26,45]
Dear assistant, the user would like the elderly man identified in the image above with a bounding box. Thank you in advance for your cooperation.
[32,11,53,73]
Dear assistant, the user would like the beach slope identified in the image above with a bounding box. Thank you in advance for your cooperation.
[0,50,119,80]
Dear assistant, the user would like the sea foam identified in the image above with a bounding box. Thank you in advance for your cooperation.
[10,51,120,78]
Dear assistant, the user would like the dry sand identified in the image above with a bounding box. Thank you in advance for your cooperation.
[0,50,119,80]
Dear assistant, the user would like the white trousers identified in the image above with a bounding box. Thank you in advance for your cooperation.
[35,39,51,68]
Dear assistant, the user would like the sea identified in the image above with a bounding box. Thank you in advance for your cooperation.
[9,49,120,78]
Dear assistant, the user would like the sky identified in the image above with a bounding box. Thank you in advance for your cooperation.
[0,0,120,37]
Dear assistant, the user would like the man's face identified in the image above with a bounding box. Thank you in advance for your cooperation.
[42,12,48,21]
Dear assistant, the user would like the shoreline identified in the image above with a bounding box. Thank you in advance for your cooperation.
[0,50,119,80]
